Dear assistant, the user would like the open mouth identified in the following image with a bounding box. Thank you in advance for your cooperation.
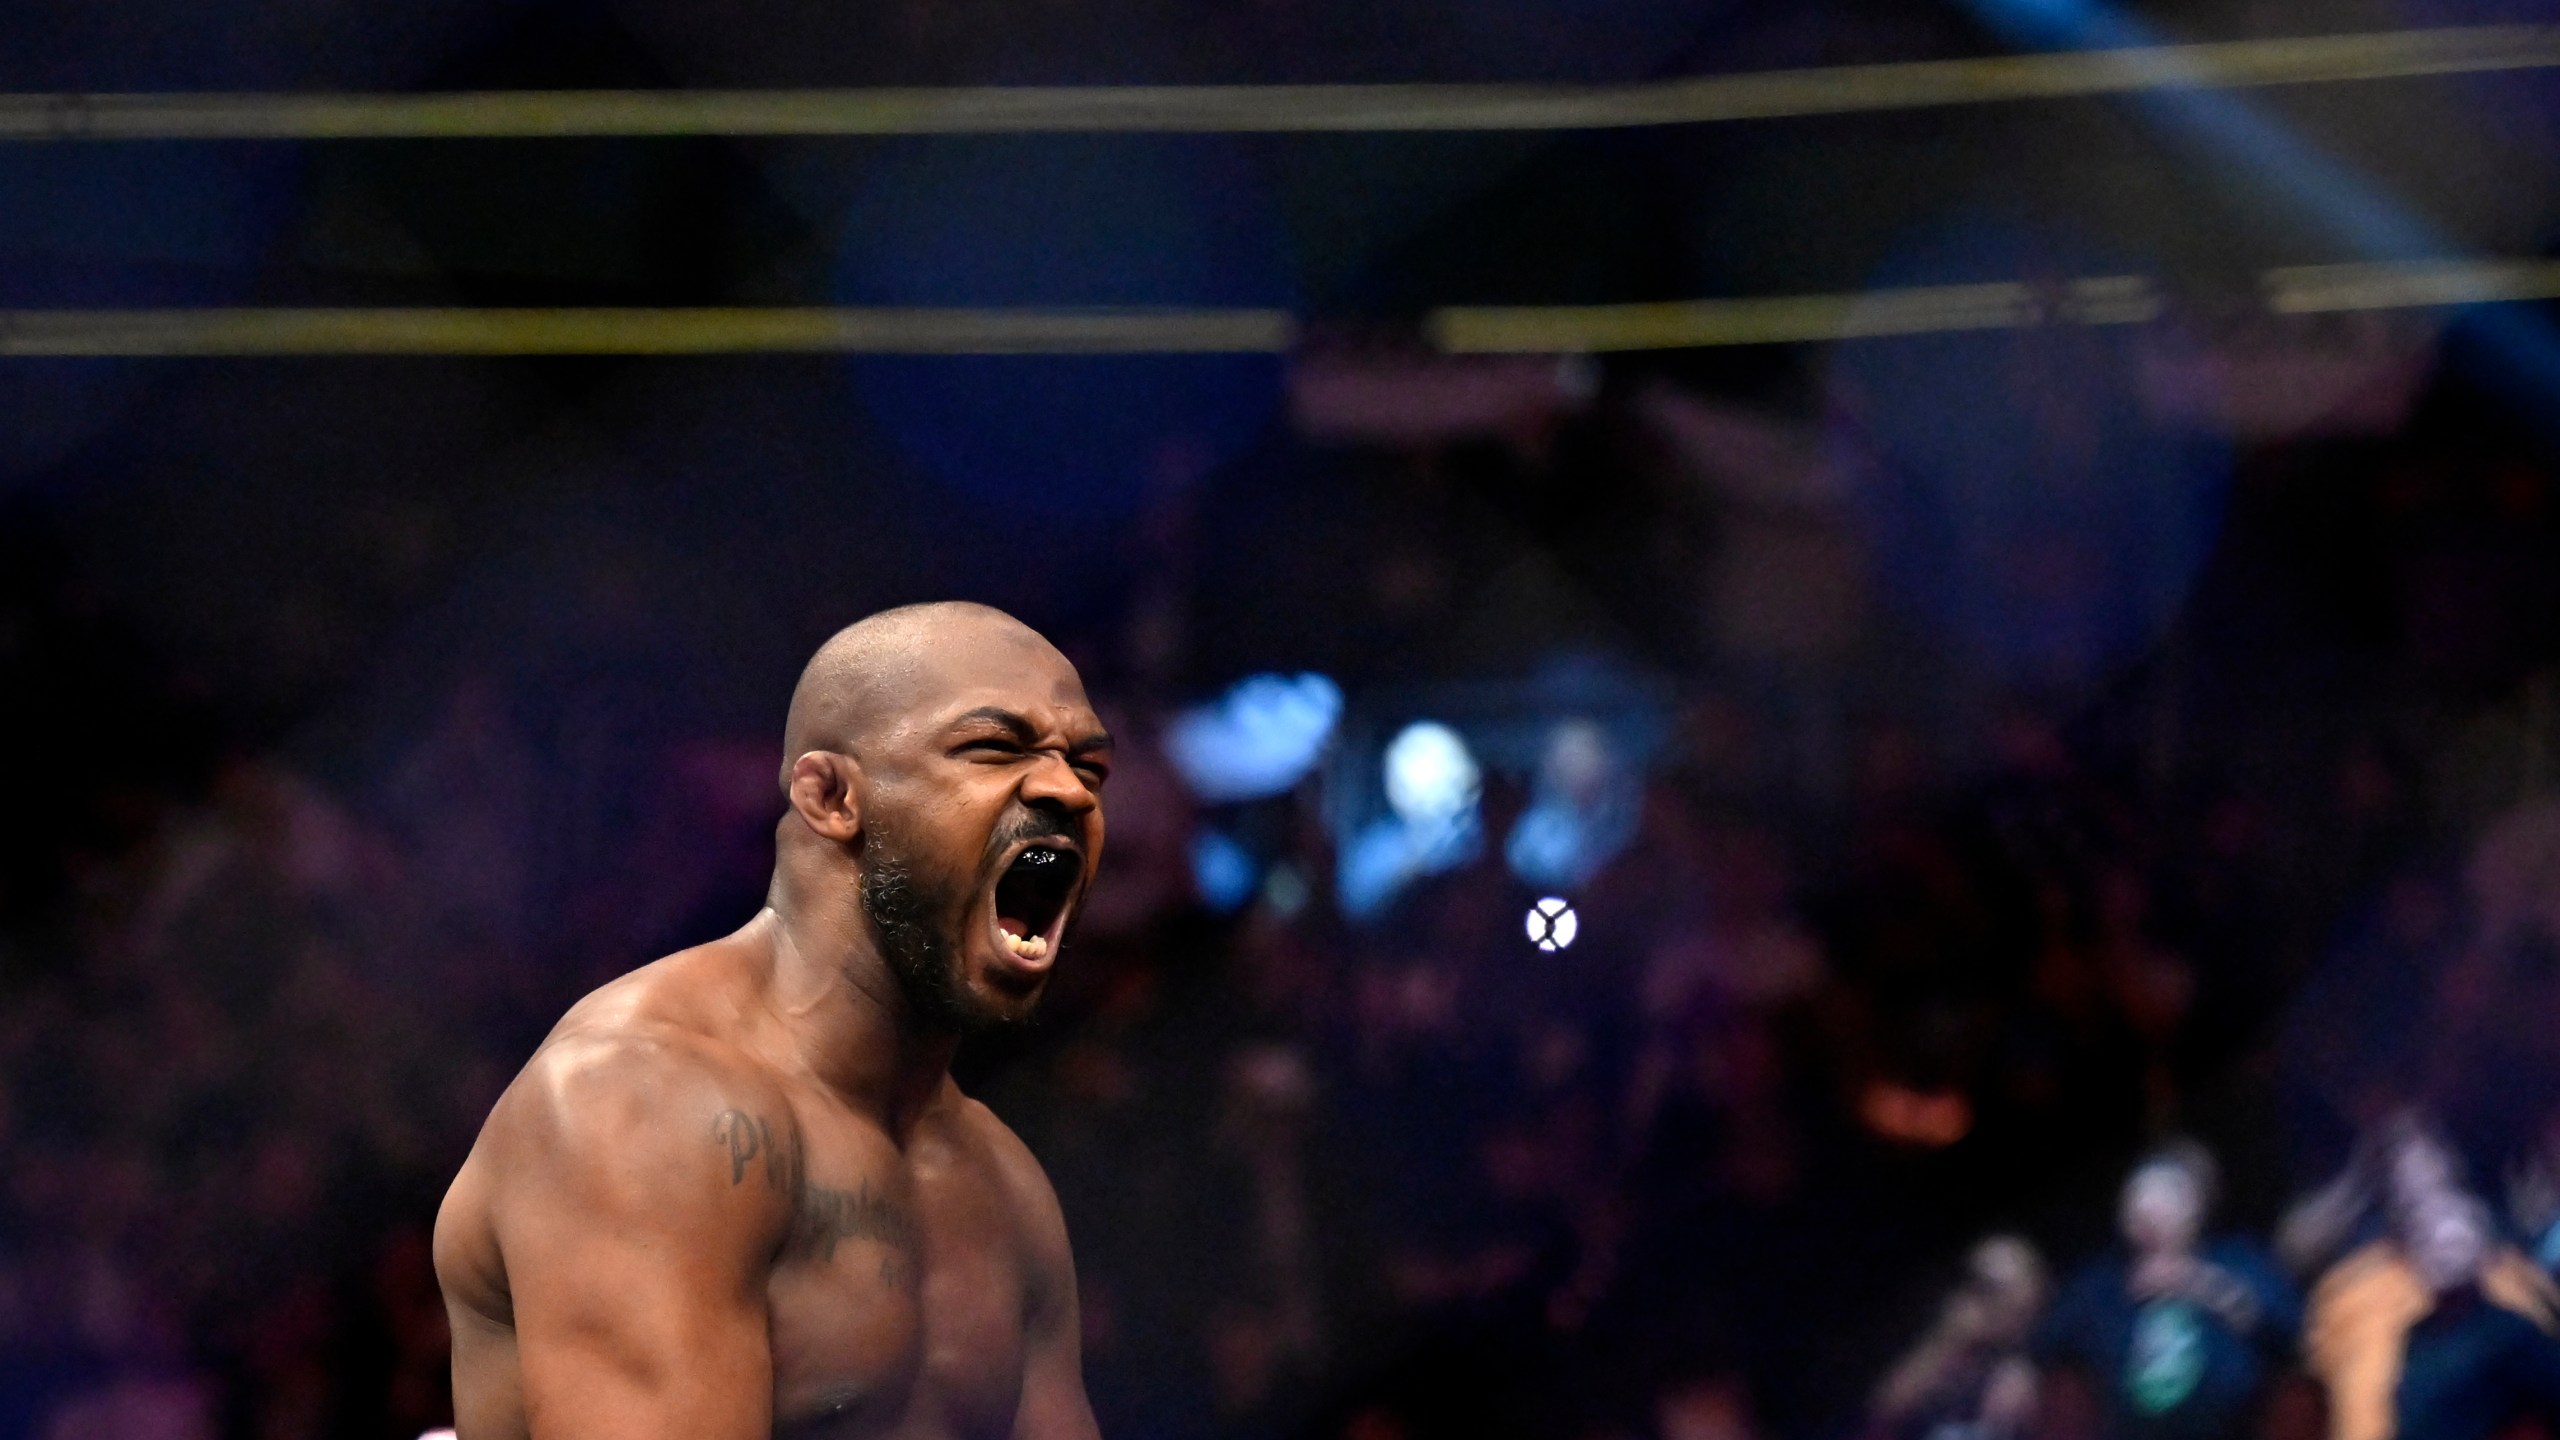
[990,843,1082,963]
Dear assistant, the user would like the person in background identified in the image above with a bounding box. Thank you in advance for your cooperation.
[2389,1193,2560,1440]
[2306,1165,2560,1440]
[2281,1113,2467,1282]
[2037,1141,2302,1440]
[1869,1235,2049,1440]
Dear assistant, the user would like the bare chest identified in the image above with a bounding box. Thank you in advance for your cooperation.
[763,1163,1030,1440]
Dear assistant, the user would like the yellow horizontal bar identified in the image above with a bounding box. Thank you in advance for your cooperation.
[2265,259,2560,313]
[0,25,2552,139]
[0,306,1299,355]
[0,261,2541,356]
[1432,276,2163,352]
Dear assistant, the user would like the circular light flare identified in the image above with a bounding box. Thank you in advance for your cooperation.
[1384,720,1481,827]
[1525,896,1579,953]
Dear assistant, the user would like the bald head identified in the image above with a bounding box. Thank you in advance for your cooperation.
[770,602,1109,1033]
[781,602,1069,786]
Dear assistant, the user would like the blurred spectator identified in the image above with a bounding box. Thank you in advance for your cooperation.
[2281,1113,2468,1282]
[1867,1236,2048,1440]
[2389,1194,2560,1440]
[2037,1142,2301,1440]
[2301,1118,2560,1440]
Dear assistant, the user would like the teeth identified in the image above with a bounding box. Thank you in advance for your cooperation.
[1001,931,1050,960]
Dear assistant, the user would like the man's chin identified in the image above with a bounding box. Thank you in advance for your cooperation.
[942,994,1041,1040]
[954,970,1049,1036]
[877,933,1027,1039]
[913,940,1046,1038]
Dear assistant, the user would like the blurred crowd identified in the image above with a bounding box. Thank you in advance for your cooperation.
[2,0,2558,1427]
[1869,1112,2560,1440]
[4,321,2560,1440]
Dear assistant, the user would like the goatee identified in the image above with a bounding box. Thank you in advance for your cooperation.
[858,830,1034,1038]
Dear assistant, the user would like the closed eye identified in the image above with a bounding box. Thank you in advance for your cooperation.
[955,738,1105,785]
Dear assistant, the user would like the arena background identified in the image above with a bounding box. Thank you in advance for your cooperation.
[5,0,2560,1436]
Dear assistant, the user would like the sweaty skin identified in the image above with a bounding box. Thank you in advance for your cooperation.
[435,604,1114,1440]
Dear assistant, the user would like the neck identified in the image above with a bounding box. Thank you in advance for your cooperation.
[758,853,960,1142]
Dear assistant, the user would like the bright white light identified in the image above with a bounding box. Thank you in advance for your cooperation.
[1525,896,1580,952]
[1384,721,1480,827]
[1340,721,1484,921]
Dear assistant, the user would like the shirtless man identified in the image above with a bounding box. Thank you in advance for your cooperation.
[435,603,1113,1440]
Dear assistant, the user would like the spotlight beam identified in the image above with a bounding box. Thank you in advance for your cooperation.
[1954,0,2560,434]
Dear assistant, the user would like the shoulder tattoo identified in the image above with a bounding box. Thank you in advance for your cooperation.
[712,1108,783,1188]
[710,1108,921,1288]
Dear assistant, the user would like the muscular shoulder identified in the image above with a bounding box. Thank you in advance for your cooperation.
[438,962,800,1315]
[501,1028,795,1192]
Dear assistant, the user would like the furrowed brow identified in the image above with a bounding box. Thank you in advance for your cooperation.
[950,706,1040,743]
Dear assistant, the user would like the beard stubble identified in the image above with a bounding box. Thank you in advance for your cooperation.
[857,823,1047,1038]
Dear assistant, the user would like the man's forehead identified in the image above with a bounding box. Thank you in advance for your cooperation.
[784,603,1102,767]
[905,644,1098,731]
[929,678,1101,730]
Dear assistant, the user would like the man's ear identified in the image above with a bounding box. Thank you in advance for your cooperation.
[786,751,862,843]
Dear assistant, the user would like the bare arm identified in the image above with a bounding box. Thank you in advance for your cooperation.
[487,1037,793,1440]
[2276,1170,2369,1278]
[1873,1294,1992,1422]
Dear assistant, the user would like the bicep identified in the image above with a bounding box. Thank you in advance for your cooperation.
[502,1192,774,1440]
[491,1053,789,1440]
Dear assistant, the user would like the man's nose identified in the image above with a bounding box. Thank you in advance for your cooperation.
[1020,751,1099,815]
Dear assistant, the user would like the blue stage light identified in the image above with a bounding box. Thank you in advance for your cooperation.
[1165,672,1343,803]
[1189,828,1261,914]
[1505,718,1641,890]
[1337,721,1484,919]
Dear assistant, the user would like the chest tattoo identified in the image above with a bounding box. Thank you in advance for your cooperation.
[789,1181,922,1274]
